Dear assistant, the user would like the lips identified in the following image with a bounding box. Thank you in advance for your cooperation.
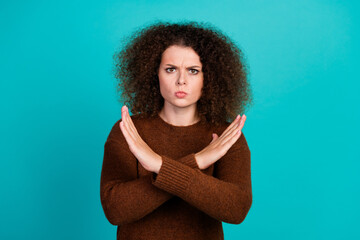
[175,91,187,98]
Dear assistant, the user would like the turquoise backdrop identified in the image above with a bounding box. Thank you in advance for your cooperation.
[1,0,359,239]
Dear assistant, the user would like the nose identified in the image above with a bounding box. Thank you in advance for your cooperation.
[177,70,186,85]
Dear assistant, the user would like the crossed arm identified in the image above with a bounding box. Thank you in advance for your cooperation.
[100,139,205,225]
[100,106,251,226]
[100,130,251,226]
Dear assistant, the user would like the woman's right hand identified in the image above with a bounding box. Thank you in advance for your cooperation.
[195,114,247,170]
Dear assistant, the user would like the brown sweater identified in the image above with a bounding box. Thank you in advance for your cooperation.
[100,113,252,240]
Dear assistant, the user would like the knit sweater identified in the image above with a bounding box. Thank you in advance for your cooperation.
[100,113,252,240]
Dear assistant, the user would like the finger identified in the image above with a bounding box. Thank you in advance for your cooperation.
[237,114,246,131]
[123,106,140,139]
[122,107,144,147]
[121,105,127,125]
[231,114,246,138]
[120,107,126,128]
[219,114,241,139]
[221,115,246,146]
[121,108,130,134]
[220,114,244,140]
[121,106,129,127]
[121,105,127,118]
[223,129,242,150]
[220,122,244,151]
[120,106,134,141]
[221,124,242,147]
[124,107,137,133]
[121,106,131,129]
[119,119,134,146]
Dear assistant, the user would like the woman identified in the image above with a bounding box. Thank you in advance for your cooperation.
[100,21,253,240]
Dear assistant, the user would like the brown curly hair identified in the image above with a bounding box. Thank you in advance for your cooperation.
[112,20,253,127]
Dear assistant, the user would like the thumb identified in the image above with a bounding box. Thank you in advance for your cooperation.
[211,133,219,142]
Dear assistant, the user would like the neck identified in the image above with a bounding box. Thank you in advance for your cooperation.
[158,106,200,127]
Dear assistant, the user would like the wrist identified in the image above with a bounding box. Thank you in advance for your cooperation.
[194,153,203,170]
[153,154,163,174]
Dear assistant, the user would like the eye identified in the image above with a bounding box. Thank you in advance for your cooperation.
[189,69,199,74]
[165,68,176,73]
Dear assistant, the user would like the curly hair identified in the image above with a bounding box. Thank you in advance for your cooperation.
[112,20,253,127]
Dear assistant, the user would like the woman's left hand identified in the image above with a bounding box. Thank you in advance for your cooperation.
[119,105,163,173]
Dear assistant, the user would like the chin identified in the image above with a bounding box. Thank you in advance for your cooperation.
[172,102,197,109]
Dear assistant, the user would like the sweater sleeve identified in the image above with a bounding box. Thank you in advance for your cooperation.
[100,138,201,226]
[150,132,252,224]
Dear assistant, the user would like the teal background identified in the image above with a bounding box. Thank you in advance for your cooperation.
[1,0,359,239]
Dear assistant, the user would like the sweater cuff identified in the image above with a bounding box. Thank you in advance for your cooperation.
[151,155,194,197]
[178,153,200,169]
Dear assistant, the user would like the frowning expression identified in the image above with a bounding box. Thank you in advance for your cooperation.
[157,45,204,110]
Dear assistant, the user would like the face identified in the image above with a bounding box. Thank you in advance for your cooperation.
[157,45,204,112]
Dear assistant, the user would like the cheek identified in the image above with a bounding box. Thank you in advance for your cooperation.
[158,78,171,97]
[195,78,204,92]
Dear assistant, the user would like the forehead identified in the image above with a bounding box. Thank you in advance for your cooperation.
[161,45,202,65]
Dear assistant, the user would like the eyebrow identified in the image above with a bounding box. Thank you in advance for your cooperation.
[164,64,202,69]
